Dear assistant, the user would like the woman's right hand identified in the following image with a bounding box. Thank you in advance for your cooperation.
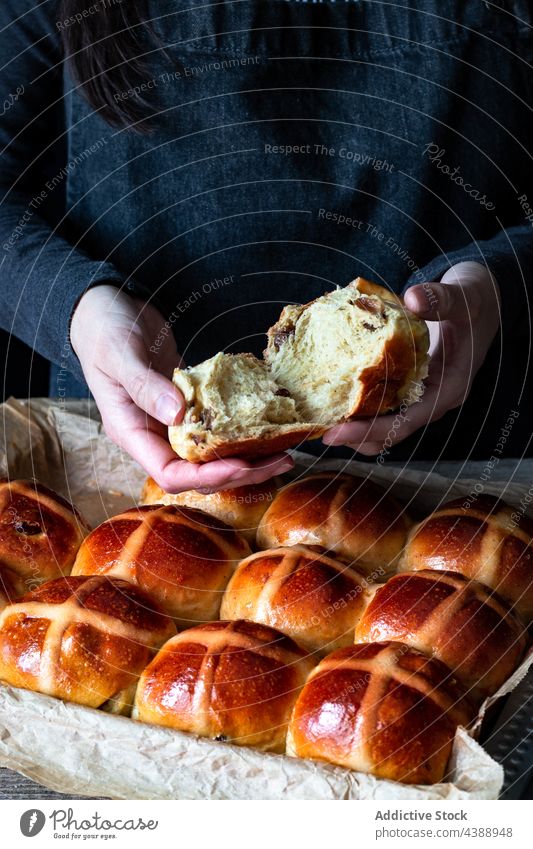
[70,285,294,493]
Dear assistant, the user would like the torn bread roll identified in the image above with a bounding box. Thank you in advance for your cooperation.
[140,476,278,544]
[169,278,429,462]
[170,352,321,462]
[264,277,429,421]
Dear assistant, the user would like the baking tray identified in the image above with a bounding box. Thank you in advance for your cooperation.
[0,397,531,799]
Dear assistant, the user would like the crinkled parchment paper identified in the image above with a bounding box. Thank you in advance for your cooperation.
[0,397,531,800]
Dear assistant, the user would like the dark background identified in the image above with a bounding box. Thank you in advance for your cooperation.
[0,331,49,399]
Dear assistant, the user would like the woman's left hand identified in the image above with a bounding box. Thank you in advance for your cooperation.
[322,261,501,456]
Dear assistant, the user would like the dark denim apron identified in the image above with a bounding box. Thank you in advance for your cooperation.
[58,0,533,459]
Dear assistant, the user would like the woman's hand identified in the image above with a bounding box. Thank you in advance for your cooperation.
[70,285,294,492]
[323,261,500,456]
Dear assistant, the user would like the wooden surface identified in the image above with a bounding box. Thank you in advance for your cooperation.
[0,765,531,801]
[0,768,94,799]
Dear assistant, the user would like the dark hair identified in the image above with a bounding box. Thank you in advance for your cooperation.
[58,0,157,129]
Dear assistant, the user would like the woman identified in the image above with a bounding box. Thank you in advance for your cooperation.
[1,1,531,492]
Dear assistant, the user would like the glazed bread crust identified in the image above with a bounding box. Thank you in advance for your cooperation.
[169,418,321,463]
[0,565,27,611]
[0,478,89,586]
[0,575,175,709]
[256,472,410,574]
[140,476,278,544]
[401,495,533,622]
[72,505,251,627]
[133,619,317,752]
[354,570,527,700]
[287,641,473,785]
[220,545,371,654]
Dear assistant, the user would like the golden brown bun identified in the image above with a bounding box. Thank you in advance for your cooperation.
[220,545,371,654]
[0,576,175,709]
[0,478,89,588]
[287,641,473,785]
[256,472,410,575]
[140,477,278,544]
[72,505,251,627]
[354,570,527,700]
[401,495,533,622]
[0,565,26,611]
[133,619,316,752]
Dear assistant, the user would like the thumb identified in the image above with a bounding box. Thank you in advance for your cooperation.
[404,279,470,322]
[115,354,185,425]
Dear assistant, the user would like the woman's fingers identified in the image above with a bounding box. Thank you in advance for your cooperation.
[72,286,186,427]
[114,354,186,426]
[322,392,436,454]
[128,423,294,493]
[102,323,185,426]
[404,280,470,321]
[89,370,293,492]
[126,421,294,493]
[323,355,455,453]
[178,453,295,495]
[404,262,498,323]
[344,441,385,456]
[324,415,404,448]
[72,287,297,490]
